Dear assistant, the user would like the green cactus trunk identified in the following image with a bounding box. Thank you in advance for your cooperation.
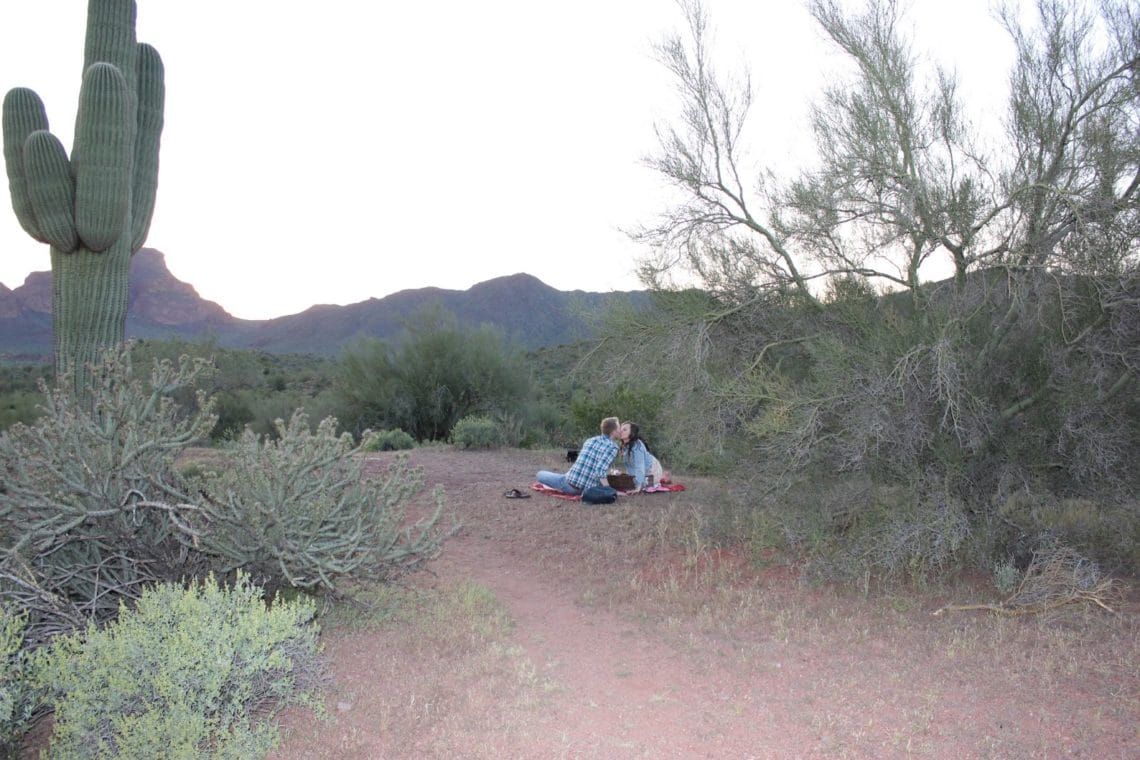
[2,0,163,390]
[50,243,132,381]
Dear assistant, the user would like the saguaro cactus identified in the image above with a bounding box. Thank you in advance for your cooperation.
[3,0,164,386]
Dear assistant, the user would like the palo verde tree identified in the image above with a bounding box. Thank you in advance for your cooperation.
[636,0,1137,298]
[614,0,1138,577]
[3,0,165,389]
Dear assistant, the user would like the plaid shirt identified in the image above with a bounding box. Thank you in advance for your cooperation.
[566,434,618,490]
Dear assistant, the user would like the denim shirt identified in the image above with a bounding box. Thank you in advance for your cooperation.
[621,440,652,489]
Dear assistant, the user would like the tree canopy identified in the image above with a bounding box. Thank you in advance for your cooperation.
[613,0,1138,578]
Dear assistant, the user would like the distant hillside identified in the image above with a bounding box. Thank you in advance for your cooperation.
[0,249,647,360]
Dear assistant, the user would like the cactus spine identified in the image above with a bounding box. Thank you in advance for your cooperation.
[2,0,164,386]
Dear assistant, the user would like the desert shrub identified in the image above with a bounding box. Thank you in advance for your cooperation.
[0,364,51,434]
[34,573,321,760]
[570,381,664,445]
[241,388,343,442]
[991,557,1021,595]
[0,349,217,645]
[491,410,528,448]
[184,410,452,591]
[451,415,500,449]
[2,345,447,658]
[209,389,256,439]
[0,604,38,756]
[590,269,1138,581]
[297,387,342,432]
[336,306,532,441]
[203,394,336,443]
[129,340,340,442]
[993,489,1140,574]
[853,489,971,584]
[524,343,590,445]
[511,398,573,448]
[622,0,1139,582]
[659,478,785,563]
[361,428,416,452]
[777,475,971,587]
[0,388,44,432]
[243,391,314,439]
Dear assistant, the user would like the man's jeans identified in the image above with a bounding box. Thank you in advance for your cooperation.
[535,470,581,495]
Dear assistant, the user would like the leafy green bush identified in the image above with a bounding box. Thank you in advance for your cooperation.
[336,306,532,441]
[185,410,452,591]
[0,604,37,756]
[0,363,50,433]
[34,573,321,760]
[209,389,255,439]
[570,382,664,444]
[451,415,500,449]
[569,381,679,466]
[361,427,416,451]
[509,399,572,448]
[0,388,44,432]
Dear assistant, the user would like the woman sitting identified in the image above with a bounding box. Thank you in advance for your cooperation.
[618,421,669,491]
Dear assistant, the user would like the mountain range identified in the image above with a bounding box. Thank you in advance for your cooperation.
[0,249,646,360]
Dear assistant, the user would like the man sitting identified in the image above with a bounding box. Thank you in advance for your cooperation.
[536,416,621,496]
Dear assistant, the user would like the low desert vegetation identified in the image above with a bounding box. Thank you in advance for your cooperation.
[0,605,35,753]
[180,411,450,592]
[0,363,51,431]
[32,573,322,759]
[0,347,451,754]
[451,414,502,449]
[359,426,417,451]
[335,306,534,442]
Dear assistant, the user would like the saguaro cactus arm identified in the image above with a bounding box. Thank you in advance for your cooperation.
[22,131,77,252]
[74,62,132,252]
[2,87,53,245]
[131,43,164,250]
[83,0,139,93]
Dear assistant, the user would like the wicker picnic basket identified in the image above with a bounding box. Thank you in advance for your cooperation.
[606,472,635,491]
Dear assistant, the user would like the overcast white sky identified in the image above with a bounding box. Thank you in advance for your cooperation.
[0,1,1018,319]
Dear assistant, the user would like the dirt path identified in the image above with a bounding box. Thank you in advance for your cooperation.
[269,448,1139,759]
[442,534,782,758]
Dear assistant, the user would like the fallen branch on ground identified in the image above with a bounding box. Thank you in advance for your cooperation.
[932,547,1128,617]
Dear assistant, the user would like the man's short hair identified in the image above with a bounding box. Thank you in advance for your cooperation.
[600,416,620,436]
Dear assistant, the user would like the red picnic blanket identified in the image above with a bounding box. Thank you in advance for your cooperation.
[530,482,686,501]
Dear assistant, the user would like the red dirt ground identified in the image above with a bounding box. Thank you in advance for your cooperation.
[263,448,1138,759]
[21,448,1132,758]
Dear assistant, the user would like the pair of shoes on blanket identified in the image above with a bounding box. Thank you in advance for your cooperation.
[503,488,531,499]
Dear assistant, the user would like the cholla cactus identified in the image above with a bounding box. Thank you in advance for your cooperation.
[2,0,164,386]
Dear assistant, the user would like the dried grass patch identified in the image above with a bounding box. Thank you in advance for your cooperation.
[272,577,555,759]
